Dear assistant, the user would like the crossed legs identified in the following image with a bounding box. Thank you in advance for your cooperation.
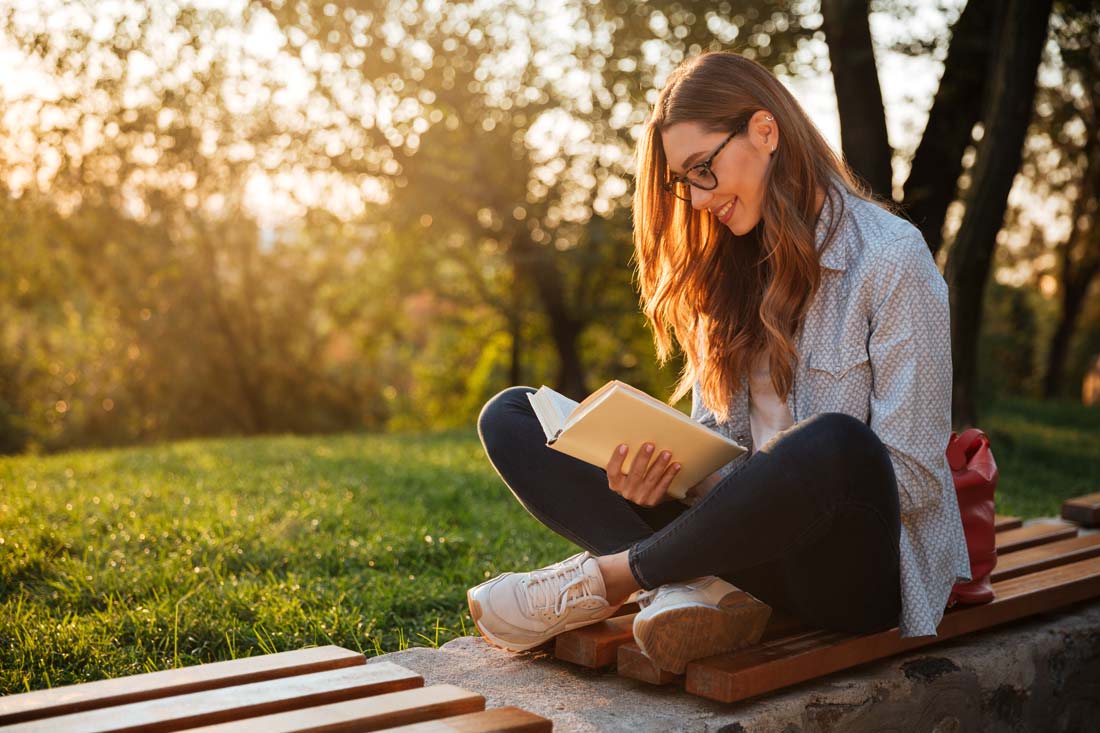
[476,386,901,634]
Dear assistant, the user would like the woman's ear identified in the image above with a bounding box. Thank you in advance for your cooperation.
[749,110,779,156]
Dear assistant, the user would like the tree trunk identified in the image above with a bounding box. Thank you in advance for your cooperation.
[944,0,1054,428]
[902,0,998,255]
[508,306,523,387]
[821,0,894,199]
[1043,264,1100,398]
[1042,120,1100,398]
[549,316,588,401]
[194,218,270,433]
[511,237,589,400]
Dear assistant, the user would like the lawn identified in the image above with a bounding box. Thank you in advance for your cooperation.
[1,397,1097,693]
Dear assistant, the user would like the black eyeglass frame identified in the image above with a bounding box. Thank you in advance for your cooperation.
[663,118,750,202]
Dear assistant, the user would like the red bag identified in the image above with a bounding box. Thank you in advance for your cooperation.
[945,428,998,607]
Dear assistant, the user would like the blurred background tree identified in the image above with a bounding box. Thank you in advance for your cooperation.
[0,0,1096,454]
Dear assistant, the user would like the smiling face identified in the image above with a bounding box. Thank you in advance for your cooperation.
[660,111,778,236]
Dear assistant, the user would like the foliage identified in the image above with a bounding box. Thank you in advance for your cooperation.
[996,0,1100,398]
[0,3,410,451]
[0,0,818,450]
[976,281,1043,401]
[0,1,1097,452]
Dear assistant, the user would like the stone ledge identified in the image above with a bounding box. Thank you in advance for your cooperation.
[368,598,1100,732]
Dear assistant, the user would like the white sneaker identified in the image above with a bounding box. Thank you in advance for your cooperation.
[632,576,771,674]
[467,551,622,651]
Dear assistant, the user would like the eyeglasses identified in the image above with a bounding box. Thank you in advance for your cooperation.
[663,119,749,202]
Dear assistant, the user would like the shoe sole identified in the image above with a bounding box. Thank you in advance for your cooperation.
[466,582,621,653]
[633,590,771,674]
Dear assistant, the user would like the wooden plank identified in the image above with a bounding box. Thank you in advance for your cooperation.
[3,662,422,733]
[1062,493,1100,527]
[685,555,1100,703]
[177,684,483,733]
[996,521,1078,554]
[995,515,1022,532]
[554,613,635,669]
[365,707,552,733]
[615,642,682,686]
[0,646,365,726]
[992,534,1100,582]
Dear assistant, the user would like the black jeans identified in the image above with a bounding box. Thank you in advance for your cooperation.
[477,386,902,634]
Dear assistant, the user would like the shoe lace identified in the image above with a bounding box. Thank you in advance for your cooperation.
[634,587,660,610]
[520,556,598,617]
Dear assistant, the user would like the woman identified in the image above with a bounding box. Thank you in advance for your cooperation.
[468,52,970,674]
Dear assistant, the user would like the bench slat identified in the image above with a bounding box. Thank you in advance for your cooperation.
[992,534,1100,582]
[994,515,1022,532]
[685,555,1100,703]
[177,684,483,733]
[0,646,365,726]
[363,706,553,733]
[553,614,635,669]
[1062,493,1100,527]
[615,642,681,685]
[995,521,1078,554]
[2,662,421,733]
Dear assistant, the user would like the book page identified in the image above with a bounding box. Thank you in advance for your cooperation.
[545,388,579,428]
[527,387,577,442]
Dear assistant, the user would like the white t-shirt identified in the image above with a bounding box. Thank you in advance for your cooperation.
[748,351,794,453]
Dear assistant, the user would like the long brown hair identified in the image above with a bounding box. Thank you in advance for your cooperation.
[634,52,871,423]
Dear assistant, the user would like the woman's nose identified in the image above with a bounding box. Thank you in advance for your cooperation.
[689,185,713,210]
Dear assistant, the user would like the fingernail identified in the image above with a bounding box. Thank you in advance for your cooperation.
[644,444,653,453]
[660,451,670,460]
[618,444,627,454]
[673,464,681,471]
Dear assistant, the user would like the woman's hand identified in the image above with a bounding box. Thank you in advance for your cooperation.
[605,442,682,507]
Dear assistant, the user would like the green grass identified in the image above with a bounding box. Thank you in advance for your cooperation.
[0,429,575,693]
[982,398,1100,518]
[0,397,1097,693]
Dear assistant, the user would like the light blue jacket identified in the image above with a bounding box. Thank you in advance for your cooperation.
[692,185,971,638]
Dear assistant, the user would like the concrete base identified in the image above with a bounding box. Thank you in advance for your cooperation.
[368,599,1100,732]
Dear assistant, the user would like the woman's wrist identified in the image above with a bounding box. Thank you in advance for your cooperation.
[687,469,722,500]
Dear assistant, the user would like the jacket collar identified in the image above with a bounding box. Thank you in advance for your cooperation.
[814,184,854,272]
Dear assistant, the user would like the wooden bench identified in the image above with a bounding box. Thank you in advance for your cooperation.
[551,513,1100,702]
[1062,492,1100,527]
[0,646,551,732]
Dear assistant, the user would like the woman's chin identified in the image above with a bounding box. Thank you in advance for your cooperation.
[726,219,755,236]
[724,211,762,236]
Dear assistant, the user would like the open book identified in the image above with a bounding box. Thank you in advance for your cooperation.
[526,380,745,500]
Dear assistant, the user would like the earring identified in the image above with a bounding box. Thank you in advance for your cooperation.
[765,115,774,121]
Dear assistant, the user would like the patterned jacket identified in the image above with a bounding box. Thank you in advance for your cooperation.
[691,185,971,638]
